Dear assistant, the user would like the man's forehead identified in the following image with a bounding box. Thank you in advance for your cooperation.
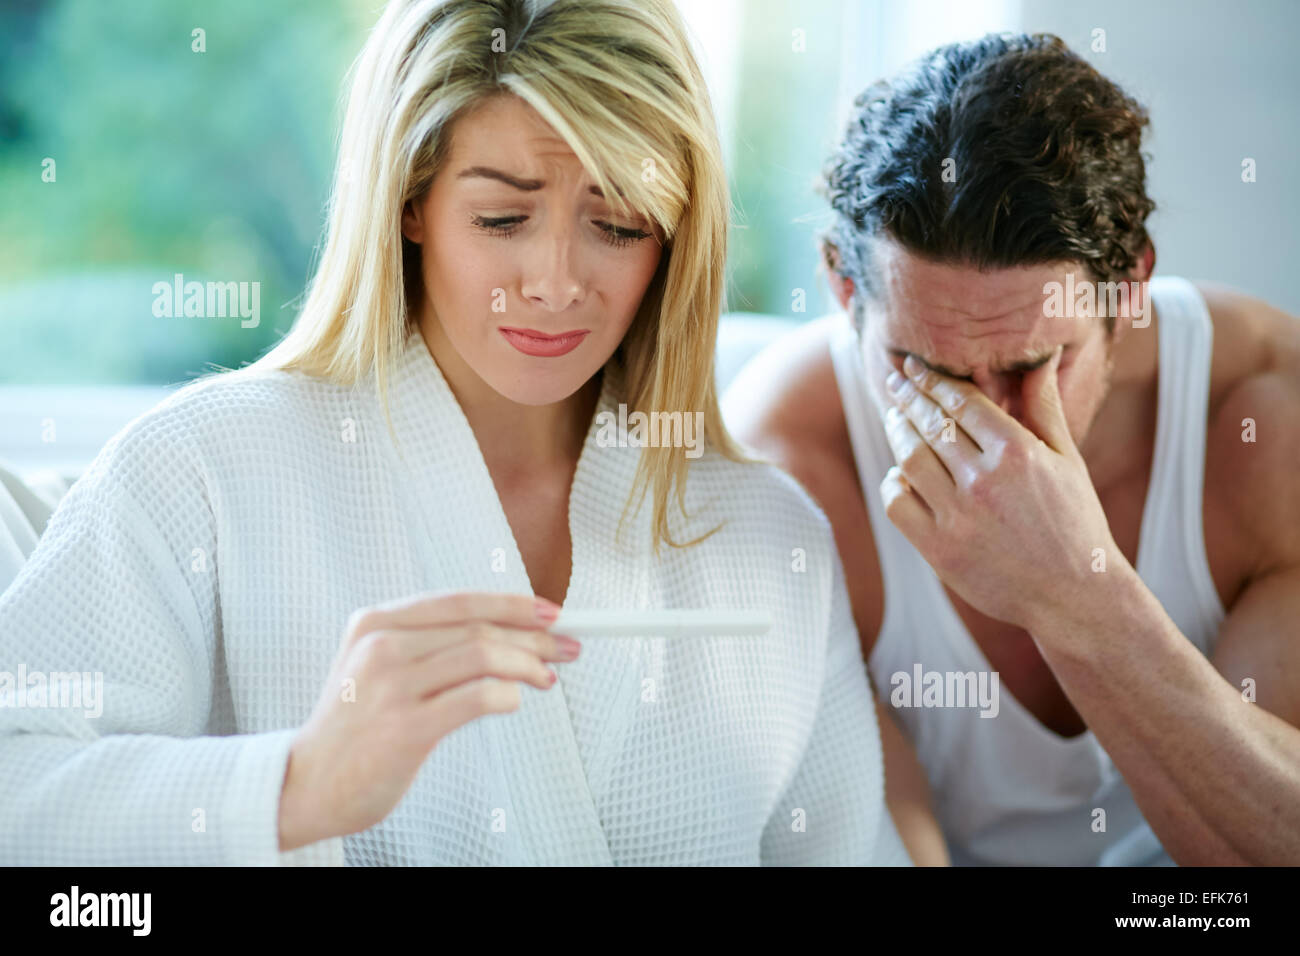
[876,244,1063,316]
[877,309,1078,377]
[867,238,1089,375]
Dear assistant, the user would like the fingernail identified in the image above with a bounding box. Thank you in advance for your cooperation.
[546,669,558,686]
[554,635,582,661]
[903,354,923,378]
[535,599,559,623]
[886,370,904,392]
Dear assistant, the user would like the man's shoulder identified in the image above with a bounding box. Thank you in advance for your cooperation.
[720,314,869,536]
[1197,281,1300,570]
[722,313,851,471]
[1196,280,1300,404]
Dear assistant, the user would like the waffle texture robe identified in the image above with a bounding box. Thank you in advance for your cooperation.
[0,327,906,866]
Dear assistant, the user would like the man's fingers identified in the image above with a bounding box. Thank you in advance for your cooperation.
[900,356,1013,452]
[880,465,932,538]
[882,398,953,507]
[1020,346,1073,454]
[889,368,983,481]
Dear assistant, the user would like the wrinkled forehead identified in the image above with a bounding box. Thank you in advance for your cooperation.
[446,96,582,180]
[443,92,670,226]
[866,238,1096,376]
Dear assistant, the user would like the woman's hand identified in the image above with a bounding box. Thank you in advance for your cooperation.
[278,591,579,852]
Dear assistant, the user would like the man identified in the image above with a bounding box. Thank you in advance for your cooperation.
[724,33,1300,865]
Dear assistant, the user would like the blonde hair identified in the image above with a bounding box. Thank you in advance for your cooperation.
[231,0,744,550]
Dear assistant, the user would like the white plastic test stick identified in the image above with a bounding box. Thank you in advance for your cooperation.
[550,609,772,638]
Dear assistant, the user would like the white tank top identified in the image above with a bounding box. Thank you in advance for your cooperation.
[829,275,1226,865]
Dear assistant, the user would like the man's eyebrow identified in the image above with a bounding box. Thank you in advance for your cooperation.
[887,348,1056,378]
[888,348,971,379]
[456,165,607,198]
[1000,352,1055,374]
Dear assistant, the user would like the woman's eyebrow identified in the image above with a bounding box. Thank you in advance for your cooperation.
[456,166,543,190]
[456,165,607,198]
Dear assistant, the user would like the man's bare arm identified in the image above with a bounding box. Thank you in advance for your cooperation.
[876,697,950,865]
[1045,290,1300,864]
[876,300,1300,864]
[1034,561,1300,865]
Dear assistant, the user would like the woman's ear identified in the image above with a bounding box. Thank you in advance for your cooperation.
[401,199,425,244]
[821,242,855,310]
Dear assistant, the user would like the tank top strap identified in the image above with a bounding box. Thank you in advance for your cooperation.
[1135,276,1226,649]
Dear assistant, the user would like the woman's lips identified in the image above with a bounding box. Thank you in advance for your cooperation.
[499,327,590,357]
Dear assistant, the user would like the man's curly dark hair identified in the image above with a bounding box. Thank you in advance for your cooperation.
[820,32,1156,332]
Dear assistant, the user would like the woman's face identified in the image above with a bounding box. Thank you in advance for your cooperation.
[402,93,665,407]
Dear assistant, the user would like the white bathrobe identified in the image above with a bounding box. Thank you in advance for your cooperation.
[0,327,907,865]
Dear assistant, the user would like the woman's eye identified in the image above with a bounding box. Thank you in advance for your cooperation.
[469,214,651,247]
[470,214,526,236]
[594,220,651,248]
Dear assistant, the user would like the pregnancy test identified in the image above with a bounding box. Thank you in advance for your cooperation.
[549,609,772,638]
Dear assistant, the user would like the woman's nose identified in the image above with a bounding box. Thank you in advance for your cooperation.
[520,232,585,313]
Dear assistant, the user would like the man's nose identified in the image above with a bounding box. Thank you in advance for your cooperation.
[520,229,585,313]
[972,370,1023,419]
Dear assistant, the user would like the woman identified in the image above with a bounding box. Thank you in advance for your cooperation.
[0,0,938,864]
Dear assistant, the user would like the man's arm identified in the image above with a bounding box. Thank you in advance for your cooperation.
[876,325,1300,864]
[1039,352,1300,864]
[1034,561,1300,865]
[1040,288,1300,862]
[876,696,950,865]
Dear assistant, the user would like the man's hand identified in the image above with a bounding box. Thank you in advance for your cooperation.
[877,348,1125,635]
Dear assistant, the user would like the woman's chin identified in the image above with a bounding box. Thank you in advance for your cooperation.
[480,367,597,408]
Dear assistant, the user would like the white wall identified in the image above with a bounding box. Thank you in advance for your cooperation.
[833,0,1300,313]
[1015,0,1300,312]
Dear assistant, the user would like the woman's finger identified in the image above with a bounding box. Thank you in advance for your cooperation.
[416,677,524,746]
[405,638,556,699]
[364,623,579,666]
[344,591,558,646]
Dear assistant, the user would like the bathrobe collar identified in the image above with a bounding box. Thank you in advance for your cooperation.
[380,324,655,864]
